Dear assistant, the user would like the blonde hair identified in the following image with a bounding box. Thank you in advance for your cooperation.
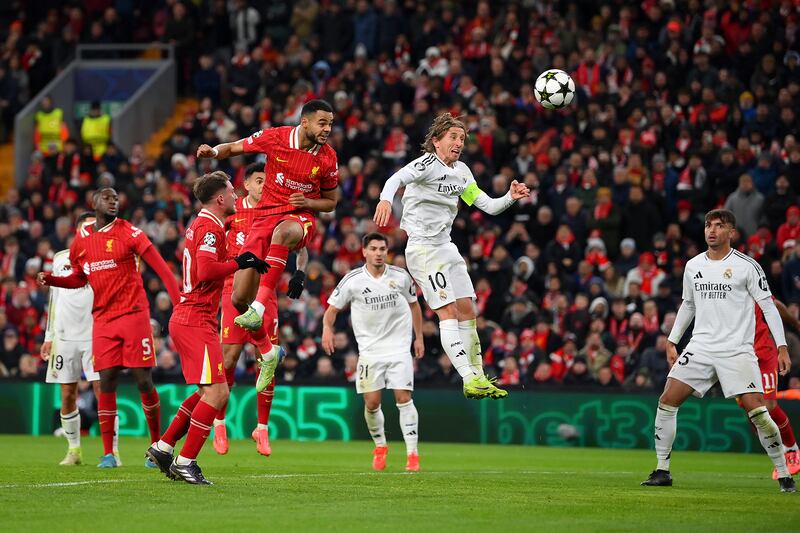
[422,113,467,154]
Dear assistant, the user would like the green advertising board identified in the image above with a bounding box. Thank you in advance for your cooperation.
[3,382,798,453]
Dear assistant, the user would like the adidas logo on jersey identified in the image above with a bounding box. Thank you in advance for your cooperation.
[362,288,372,295]
[693,271,703,279]
[747,382,757,389]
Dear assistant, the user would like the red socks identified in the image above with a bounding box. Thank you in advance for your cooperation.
[261,244,289,292]
[161,391,201,447]
[140,389,161,443]
[257,379,275,425]
[770,406,797,449]
[179,399,217,460]
[97,391,117,455]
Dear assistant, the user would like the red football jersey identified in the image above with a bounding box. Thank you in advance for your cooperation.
[754,298,778,362]
[242,126,339,215]
[223,195,259,293]
[172,210,229,327]
[69,218,152,323]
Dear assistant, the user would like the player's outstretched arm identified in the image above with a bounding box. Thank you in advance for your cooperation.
[374,164,422,227]
[197,138,245,160]
[140,246,181,305]
[37,270,87,289]
[321,304,339,355]
[409,301,424,359]
[464,180,530,216]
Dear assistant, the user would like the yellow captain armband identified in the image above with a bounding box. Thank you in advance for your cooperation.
[460,183,482,206]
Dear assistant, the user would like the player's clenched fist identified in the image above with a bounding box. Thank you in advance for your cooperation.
[197,144,217,158]
[509,180,531,200]
[373,200,392,227]
[235,252,269,273]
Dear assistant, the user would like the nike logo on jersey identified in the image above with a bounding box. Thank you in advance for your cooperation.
[234,218,246,223]
[276,157,289,163]
[143,355,154,361]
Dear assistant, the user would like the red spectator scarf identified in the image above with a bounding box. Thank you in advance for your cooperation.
[643,313,660,334]
[637,265,660,294]
[550,348,575,381]
[476,132,494,159]
[609,316,629,340]
[625,328,645,353]
[499,368,520,386]
[533,330,550,352]
[593,201,612,220]
[475,286,491,315]
[586,249,610,270]
[477,233,496,257]
[610,354,626,383]
[575,62,601,96]
[518,347,536,373]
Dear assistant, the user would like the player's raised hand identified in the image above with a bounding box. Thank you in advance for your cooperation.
[509,180,531,200]
[36,272,49,286]
[287,270,306,299]
[321,327,335,355]
[288,193,308,208]
[40,341,52,361]
[778,346,792,376]
[373,200,392,227]
[413,337,425,359]
[197,144,217,159]
[666,342,679,367]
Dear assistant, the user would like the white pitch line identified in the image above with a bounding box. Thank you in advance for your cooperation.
[0,479,128,489]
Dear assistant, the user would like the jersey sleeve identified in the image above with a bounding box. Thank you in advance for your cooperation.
[242,128,274,154]
[403,272,418,303]
[327,275,353,309]
[320,153,339,191]
[68,238,88,280]
[681,265,694,302]
[459,167,481,206]
[746,259,772,301]
[197,222,224,258]
[128,224,154,256]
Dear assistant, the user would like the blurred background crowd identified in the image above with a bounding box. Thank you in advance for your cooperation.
[1,0,800,395]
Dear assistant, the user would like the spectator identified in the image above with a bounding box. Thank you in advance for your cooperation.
[777,206,800,251]
[33,95,68,157]
[80,101,111,161]
[724,173,763,237]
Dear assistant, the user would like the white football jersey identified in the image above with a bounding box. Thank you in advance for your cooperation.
[385,153,478,245]
[674,249,771,356]
[328,265,417,359]
[44,250,94,343]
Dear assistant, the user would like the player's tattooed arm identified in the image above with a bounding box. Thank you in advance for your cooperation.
[197,138,245,160]
[288,187,338,212]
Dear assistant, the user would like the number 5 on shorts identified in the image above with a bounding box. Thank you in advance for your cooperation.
[677,351,693,366]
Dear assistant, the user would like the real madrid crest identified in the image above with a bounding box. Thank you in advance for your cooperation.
[723,268,732,279]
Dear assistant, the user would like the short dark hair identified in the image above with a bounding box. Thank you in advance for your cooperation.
[704,208,736,228]
[76,211,95,225]
[92,187,116,202]
[362,232,388,248]
[244,162,264,180]
[301,99,334,117]
[194,171,230,203]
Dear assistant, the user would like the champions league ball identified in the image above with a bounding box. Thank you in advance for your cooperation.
[534,69,576,110]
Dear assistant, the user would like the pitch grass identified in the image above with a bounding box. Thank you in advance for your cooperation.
[0,436,798,532]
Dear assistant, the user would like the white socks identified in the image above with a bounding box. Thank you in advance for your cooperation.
[113,414,119,452]
[439,319,475,379]
[213,418,225,427]
[654,402,678,471]
[252,301,266,318]
[397,400,419,455]
[458,319,485,377]
[262,344,278,361]
[61,409,80,449]
[257,423,268,431]
[749,406,790,478]
[156,440,174,454]
[364,406,387,447]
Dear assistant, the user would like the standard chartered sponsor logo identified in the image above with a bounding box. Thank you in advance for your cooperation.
[89,259,117,272]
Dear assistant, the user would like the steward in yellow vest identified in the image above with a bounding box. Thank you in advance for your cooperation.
[34,96,67,155]
[81,101,111,160]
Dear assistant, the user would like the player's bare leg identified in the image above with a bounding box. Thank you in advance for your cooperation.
[393,389,419,472]
[169,382,230,485]
[363,391,388,470]
[641,377,694,486]
[213,343,242,455]
[58,383,82,465]
[231,268,260,315]
[235,220,303,331]
[740,392,795,491]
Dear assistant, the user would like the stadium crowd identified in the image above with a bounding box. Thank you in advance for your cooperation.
[1,0,800,395]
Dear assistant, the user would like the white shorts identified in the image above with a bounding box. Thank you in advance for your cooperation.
[355,355,414,394]
[405,242,475,310]
[667,345,763,399]
[46,339,99,383]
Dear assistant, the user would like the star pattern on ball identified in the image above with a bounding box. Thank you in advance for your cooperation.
[545,71,557,80]
[557,81,572,96]
[538,88,552,102]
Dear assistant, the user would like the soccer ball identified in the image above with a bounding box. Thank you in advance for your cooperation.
[534,69,576,110]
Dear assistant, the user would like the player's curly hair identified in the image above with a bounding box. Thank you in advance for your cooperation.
[704,208,736,228]
[422,113,467,154]
[194,171,230,204]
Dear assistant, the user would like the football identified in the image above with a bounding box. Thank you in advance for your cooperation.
[534,69,576,110]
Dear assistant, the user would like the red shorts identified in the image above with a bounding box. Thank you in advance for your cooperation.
[758,355,779,400]
[220,290,279,346]
[240,212,316,260]
[169,320,226,385]
[93,312,156,372]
